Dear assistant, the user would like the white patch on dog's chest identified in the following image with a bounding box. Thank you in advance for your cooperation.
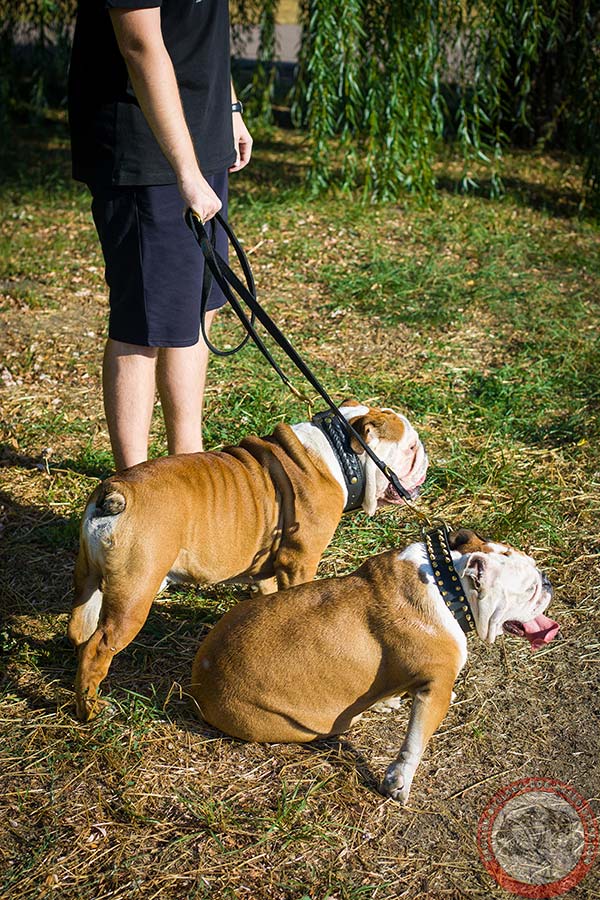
[398,543,468,669]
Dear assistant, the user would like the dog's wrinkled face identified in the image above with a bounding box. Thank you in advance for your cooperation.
[450,529,558,649]
[342,403,428,516]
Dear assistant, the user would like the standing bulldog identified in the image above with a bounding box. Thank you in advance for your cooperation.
[191,529,559,804]
[69,402,427,721]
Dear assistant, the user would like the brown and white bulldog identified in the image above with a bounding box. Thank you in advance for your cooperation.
[190,529,559,805]
[68,402,427,721]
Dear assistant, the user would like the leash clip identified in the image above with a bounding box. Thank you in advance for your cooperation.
[384,466,414,503]
[420,517,452,541]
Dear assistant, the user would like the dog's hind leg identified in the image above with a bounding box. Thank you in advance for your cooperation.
[73,570,165,722]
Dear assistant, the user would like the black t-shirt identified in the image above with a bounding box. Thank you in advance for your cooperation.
[68,0,236,186]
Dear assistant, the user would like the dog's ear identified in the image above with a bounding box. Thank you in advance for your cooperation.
[448,529,475,551]
[448,529,490,554]
[348,411,405,452]
[348,412,387,451]
[340,398,361,408]
[463,553,487,590]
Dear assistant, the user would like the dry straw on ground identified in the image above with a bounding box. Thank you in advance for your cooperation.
[1,125,599,899]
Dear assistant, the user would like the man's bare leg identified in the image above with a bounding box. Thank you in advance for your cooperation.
[156,310,216,455]
[103,339,158,471]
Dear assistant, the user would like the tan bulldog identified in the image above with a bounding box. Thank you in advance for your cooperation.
[68,402,428,721]
[190,529,559,804]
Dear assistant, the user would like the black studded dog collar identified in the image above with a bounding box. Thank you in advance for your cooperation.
[311,410,366,512]
[423,524,475,634]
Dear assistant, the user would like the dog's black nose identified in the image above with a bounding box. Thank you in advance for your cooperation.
[541,572,553,597]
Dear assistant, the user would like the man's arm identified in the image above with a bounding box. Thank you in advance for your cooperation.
[109,6,221,221]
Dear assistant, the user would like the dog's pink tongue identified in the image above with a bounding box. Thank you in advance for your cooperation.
[521,614,560,651]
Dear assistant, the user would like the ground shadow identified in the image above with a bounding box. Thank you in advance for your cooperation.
[0,484,249,720]
[0,484,80,559]
[0,589,242,723]
[309,736,381,793]
[436,169,585,221]
[0,115,73,194]
[169,692,382,795]
[1,444,52,472]
[0,113,309,201]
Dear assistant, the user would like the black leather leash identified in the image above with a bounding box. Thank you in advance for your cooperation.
[422,523,475,634]
[185,209,413,502]
[186,214,473,628]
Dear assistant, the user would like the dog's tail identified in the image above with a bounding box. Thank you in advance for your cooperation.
[79,480,129,569]
[93,483,127,517]
[70,481,128,647]
[78,481,128,565]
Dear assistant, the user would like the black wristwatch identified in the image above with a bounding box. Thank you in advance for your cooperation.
[231,101,244,115]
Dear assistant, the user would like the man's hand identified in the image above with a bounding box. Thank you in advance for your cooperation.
[229,113,253,173]
[178,172,222,223]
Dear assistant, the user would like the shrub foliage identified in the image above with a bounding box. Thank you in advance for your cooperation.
[1,0,598,205]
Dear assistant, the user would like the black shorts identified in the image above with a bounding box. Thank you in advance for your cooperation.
[89,172,229,347]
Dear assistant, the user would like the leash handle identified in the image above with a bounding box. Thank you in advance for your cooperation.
[185,209,413,502]
[193,212,254,357]
[187,209,308,397]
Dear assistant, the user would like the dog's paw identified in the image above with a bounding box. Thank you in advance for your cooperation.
[379,767,411,805]
[254,577,278,596]
[75,693,109,723]
[371,695,404,713]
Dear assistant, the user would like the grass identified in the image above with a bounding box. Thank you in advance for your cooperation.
[1,112,600,899]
